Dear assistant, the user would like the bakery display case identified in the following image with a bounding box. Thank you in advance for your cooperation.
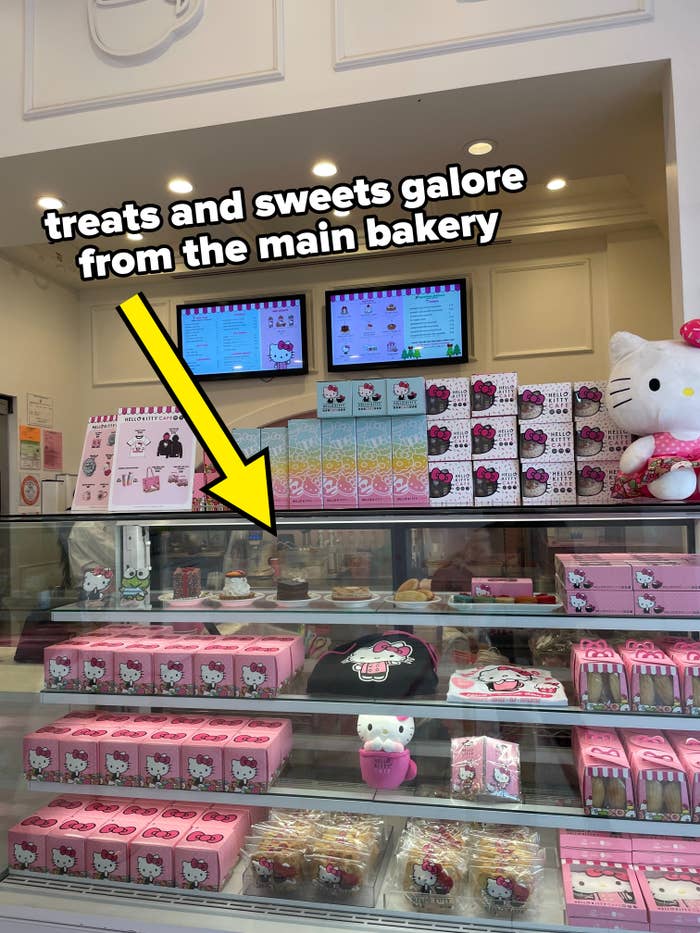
[0,505,698,933]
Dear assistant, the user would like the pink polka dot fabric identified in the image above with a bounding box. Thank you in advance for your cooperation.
[653,433,700,458]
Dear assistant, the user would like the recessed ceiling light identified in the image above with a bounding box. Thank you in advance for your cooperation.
[333,209,351,217]
[546,177,567,191]
[126,232,144,241]
[168,177,194,194]
[37,195,64,210]
[312,160,338,178]
[467,140,494,156]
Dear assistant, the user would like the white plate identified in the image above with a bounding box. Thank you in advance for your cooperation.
[158,592,208,609]
[324,592,380,609]
[447,595,563,614]
[206,591,263,608]
[262,592,322,608]
[388,596,442,611]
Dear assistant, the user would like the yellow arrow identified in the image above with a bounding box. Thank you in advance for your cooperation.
[117,292,276,535]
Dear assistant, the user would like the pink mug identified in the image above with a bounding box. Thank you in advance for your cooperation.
[359,748,417,790]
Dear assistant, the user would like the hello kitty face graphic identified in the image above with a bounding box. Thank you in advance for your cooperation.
[269,340,294,369]
[182,858,208,889]
[343,640,413,683]
[635,568,662,589]
[119,660,142,688]
[567,569,591,589]
[637,593,663,614]
[200,661,225,690]
[648,874,700,906]
[14,841,37,868]
[358,382,374,401]
[412,860,451,895]
[93,849,118,879]
[486,875,514,904]
[29,746,51,775]
[394,381,414,400]
[65,749,89,780]
[88,0,204,60]
[489,766,511,792]
[105,750,129,781]
[49,656,71,684]
[231,756,257,787]
[188,754,213,785]
[160,661,184,689]
[52,845,76,874]
[318,864,345,887]
[323,384,339,402]
[253,858,274,883]
[83,657,106,686]
[242,663,266,693]
[146,753,170,783]
[137,853,163,883]
[458,765,475,787]
[357,715,414,752]
[475,665,533,693]
[570,592,595,613]
[573,869,634,902]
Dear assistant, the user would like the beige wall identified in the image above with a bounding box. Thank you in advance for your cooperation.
[77,227,673,439]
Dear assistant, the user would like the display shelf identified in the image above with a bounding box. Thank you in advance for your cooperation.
[38,688,700,730]
[25,779,695,835]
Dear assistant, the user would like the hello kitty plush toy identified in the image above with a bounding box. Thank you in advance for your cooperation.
[357,715,415,753]
[356,714,417,789]
[606,321,700,500]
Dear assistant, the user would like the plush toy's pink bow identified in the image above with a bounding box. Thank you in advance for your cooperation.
[326,864,341,877]
[680,319,700,348]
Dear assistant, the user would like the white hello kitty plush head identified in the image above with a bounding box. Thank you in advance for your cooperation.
[29,747,51,773]
[242,664,266,692]
[93,849,118,878]
[137,853,163,882]
[606,323,700,501]
[14,841,37,868]
[231,756,257,785]
[52,844,76,873]
[182,858,208,888]
[146,753,170,781]
[105,750,129,779]
[200,661,225,689]
[357,715,414,752]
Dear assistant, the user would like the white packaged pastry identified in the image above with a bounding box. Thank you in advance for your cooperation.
[447,665,567,705]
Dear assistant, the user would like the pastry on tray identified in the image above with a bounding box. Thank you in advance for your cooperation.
[276,577,310,601]
[394,578,436,602]
[218,570,253,601]
[331,586,373,601]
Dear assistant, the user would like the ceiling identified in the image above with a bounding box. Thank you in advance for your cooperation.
[0,60,669,288]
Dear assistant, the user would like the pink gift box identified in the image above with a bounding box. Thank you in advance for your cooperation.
[195,644,239,698]
[562,860,647,923]
[23,723,73,782]
[560,586,635,616]
[559,830,632,857]
[573,727,635,818]
[224,730,285,794]
[242,720,292,776]
[130,823,196,887]
[60,725,111,785]
[667,734,700,822]
[86,811,157,882]
[257,635,305,674]
[154,643,201,696]
[93,712,134,725]
[181,730,233,792]
[44,642,81,691]
[634,590,700,617]
[663,643,700,715]
[78,640,130,693]
[45,812,104,877]
[620,642,682,714]
[470,577,532,598]
[632,834,700,856]
[566,920,647,931]
[8,816,58,873]
[174,810,249,891]
[636,866,700,925]
[450,735,521,802]
[113,640,163,695]
[556,554,633,591]
[629,555,700,591]
[572,640,631,712]
[622,732,691,822]
[235,645,293,699]
[139,727,191,790]
[99,726,151,787]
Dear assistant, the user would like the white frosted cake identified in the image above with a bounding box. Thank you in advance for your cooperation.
[220,571,252,600]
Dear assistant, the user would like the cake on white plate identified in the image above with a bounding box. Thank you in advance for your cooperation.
[220,571,252,600]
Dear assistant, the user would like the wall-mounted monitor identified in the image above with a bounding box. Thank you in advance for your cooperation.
[176,294,308,380]
[325,278,467,372]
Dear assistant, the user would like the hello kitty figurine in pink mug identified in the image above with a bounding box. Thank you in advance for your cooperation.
[356,715,417,789]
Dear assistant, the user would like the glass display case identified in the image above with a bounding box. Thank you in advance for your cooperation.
[0,506,698,933]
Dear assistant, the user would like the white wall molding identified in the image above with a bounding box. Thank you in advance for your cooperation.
[24,0,284,118]
[334,0,653,70]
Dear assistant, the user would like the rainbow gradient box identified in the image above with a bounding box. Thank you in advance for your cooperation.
[232,429,261,459]
[287,419,323,510]
[321,419,358,509]
[356,417,393,508]
[391,416,429,507]
[260,428,289,511]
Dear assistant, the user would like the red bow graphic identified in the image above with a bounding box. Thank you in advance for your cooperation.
[189,858,208,871]
[33,746,51,758]
[580,465,605,481]
[100,823,136,836]
[72,729,107,738]
[123,805,158,816]
[192,732,227,742]
[579,426,604,441]
[495,875,514,890]
[171,717,205,725]
[134,715,168,723]
[153,753,170,765]
[69,749,89,761]
[143,828,178,840]
[233,734,269,743]
[202,811,238,823]
[586,869,628,881]
[428,425,451,440]
[577,385,602,402]
[473,423,496,439]
[162,808,197,820]
[21,816,56,828]
[57,846,76,858]
[112,730,146,739]
[207,660,225,672]
[238,756,257,768]
[48,797,82,809]
[53,656,71,667]
[166,661,183,672]
[186,831,223,844]
[99,849,117,862]
[20,842,37,853]
[60,820,95,832]
[251,721,282,729]
[109,750,129,762]
[525,467,549,483]
[194,754,213,767]
[248,663,266,674]
[37,726,70,735]
[277,340,293,352]
[373,640,411,657]
[151,732,186,740]
[125,660,142,671]
[430,467,453,483]
[520,389,545,404]
[145,854,163,866]
[665,871,697,881]
[475,466,499,482]
[85,802,119,813]
[427,384,451,400]
[473,379,496,396]
[207,718,244,727]
[523,428,547,444]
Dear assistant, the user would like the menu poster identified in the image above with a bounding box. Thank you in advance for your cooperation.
[43,429,63,472]
[72,414,117,512]
[19,424,41,470]
[108,406,196,512]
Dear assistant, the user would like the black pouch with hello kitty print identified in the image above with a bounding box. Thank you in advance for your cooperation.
[307,631,439,699]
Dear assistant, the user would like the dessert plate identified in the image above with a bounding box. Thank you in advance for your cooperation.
[206,592,263,608]
[324,592,380,609]
[261,592,322,609]
[158,592,210,609]
[447,595,563,614]
[388,595,442,611]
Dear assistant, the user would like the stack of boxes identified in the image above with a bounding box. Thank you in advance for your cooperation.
[572,382,632,505]
[517,382,576,506]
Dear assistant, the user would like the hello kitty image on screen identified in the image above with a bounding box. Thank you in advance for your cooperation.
[269,340,294,370]
[342,639,414,683]
[605,321,700,501]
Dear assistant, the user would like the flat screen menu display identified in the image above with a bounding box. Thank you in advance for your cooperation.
[325,279,467,372]
[177,295,308,380]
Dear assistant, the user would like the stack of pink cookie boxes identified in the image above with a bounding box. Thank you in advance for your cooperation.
[24,710,293,795]
[556,552,700,620]
[571,381,633,505]
[560,830,700,932]
[517,380,576,506]
[8,793,255,890]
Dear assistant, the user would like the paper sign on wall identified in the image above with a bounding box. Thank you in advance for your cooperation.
[19,473,41,513]
[19,425,41,470]
[108,406,196,512]
[27,393,54,428]
[43,429,63,471]
[72,414,117,512]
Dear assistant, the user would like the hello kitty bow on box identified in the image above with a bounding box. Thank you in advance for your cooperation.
[579,426,604,442]
[473,380,496,396]
[580,465,605,481]
[428,425,451,440]
[577,386,602,402]
[239,756,257,768]
[524,467,549,483]
[523,428,547,443]
[520,389,545,404]
[427,384,450,399]
[248,662,266,674]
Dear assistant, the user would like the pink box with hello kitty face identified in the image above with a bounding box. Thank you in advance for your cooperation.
[224,729,286,794]
[44,641,82,691]
[243,719,293,775]
[556,554,634,591]
[99,726,151,787]
[78,640,133,694]
[562,860,647,924]
[573,727,635,818]
[235,644,293,699]
[154,643,200,696]
[664,643,700,715]
[130,814,201,888]
[113,640,163,695]
[181,729,236,792]
[59,725,111,785]
[7,806,73,874]
[628,555,700,591]
[23,722,74,783]
[557,582,635,617]
[45,811,105,877]
[667,733,700,822]
[636,866,700,926]
[633,590,700,617]
[194,643,240,698]
[85,810,158,883]
[174,808,250,891]
[471,416,518,460]
[138,727,192,790]
[257,635,305,674]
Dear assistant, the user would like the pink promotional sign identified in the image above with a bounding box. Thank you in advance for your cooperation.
[108,406,196,512]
